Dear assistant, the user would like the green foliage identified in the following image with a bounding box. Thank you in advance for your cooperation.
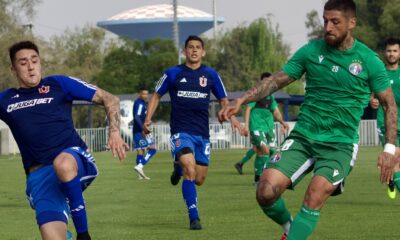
[210,18,290,91]
[96,38,177,94]
[305,10,324,40]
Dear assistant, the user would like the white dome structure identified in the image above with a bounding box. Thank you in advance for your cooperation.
[97,4,224,44]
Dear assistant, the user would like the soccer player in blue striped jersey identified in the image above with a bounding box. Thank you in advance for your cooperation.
[144,35,242,230]
[1,41,129,240]
[132,88,157,179]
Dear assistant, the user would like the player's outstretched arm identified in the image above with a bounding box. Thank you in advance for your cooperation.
[92,88,129,160]
[218,70,295,122]
[218,98,246,136]
[273,108,289,133]
[143,93,161,135]
[376,87,398,183]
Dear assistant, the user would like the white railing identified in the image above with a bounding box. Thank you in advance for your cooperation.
[76,120,380,152]
[0,120,382,155]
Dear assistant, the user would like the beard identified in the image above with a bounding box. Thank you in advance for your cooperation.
[386,58,399,66]
[324,32,347,48]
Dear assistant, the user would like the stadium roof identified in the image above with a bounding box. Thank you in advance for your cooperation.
[97,4,224,44]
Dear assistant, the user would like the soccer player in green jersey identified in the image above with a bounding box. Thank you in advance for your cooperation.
[219,0,398,239]
[234,72,289,184]
[370,37,400,199]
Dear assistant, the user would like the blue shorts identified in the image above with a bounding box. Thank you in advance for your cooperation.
[170,132,211,166]
[133,132,154,150]
[25,147,98,226]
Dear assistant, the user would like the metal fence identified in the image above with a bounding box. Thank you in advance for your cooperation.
[76,120,380,152]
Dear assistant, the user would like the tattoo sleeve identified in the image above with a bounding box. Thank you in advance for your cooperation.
[242,70,295,104]
[92,88,121,134]
[377,88,398,144]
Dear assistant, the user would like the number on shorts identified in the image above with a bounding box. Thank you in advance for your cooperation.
[281,139,294,151]
[204,143,210,155]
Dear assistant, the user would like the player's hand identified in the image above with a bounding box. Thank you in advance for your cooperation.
[143,119,152,134]
[370,98,379,109]
[218,98,243,122]
[107,131,130,161]
[229,116,246,136]
[243,127,249,137]
[280,123,289,133]
[377,151,396,183]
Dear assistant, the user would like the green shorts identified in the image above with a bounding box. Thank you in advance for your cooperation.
[266,131,358,193]
[250,130,276,148]
[378,127,400,147]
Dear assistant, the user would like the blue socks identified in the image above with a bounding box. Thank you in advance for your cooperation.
[182,179,199,221]
[144,148,157,162]
[136,154,144,165]
[60,176,88,234]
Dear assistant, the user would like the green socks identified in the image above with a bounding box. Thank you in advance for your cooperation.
[239,148,256,165]
[287,205,320,240]
[254,155,268,177]
[260,197,292,226]
[393,171,400,192]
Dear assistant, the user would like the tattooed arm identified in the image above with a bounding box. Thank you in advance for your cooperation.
[218,70,295,121]
[92,88,129,160]
[376,87,398,183]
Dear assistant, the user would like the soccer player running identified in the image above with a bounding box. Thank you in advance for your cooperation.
[1,41,129,240]
[143,35,242,230]
[234,72,289,183]
[219,1,398,239]
[132,87,157,180]
[370,37,400,199]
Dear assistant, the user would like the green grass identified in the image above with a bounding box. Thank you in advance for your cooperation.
[0,147,399,240]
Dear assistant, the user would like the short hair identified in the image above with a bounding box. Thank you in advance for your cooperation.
[138,86,148,92]
[324,0,356,18]
[184,35,204,49]
[9,41,39,66]
[384,37,400,48]
[260,72,272,80]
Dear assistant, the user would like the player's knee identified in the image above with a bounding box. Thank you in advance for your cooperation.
[53,155,77,181]
[256,180,279,206]
[195,176,206,186]
[304,186,332,209]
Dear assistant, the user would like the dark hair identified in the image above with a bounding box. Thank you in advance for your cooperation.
[324,0,356,18]
[9,40,40,66]
[138,86,148,92]
[184,35,204,48]
[384,37,400,48]
[260,72,272,80]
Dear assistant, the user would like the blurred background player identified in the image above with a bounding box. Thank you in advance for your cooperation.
[132,87,157,180]
[219,0,397,239]
[2,40,129,240]
[144,35,242,230]
[370,37,400,199]
[234,72,289,184]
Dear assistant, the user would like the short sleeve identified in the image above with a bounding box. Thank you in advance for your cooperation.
[270,96,278,111]
[211,72,227,99]
[155,72,172,96]
[367,55,390,94]
[53,75,97,102]
[281,43,310,80]
[247,102,256,108]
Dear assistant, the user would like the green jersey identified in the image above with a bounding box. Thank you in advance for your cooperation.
[377,68,400,129]
[247,96,277,132]
[282,39,390,143]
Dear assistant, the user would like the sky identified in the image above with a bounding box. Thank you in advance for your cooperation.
[32,0,325,53]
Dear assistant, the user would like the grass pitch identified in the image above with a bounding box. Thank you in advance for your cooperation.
[0,147,399,240]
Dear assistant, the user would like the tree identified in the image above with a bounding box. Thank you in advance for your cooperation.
[211,17,290,91]
[305,10,324,40]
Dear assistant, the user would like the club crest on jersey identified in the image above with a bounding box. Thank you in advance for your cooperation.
[38,85,50,94]
[349,63,362,76]
[199,76,207,87]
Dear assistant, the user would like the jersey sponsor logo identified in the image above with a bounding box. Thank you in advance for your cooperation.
[180,78,187,83]
[177,91,208,99]
[349,62,362,75]
[199,76,207,87]
[319,55,324,63]
[38,85,50,94]
[7,97,54,113]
